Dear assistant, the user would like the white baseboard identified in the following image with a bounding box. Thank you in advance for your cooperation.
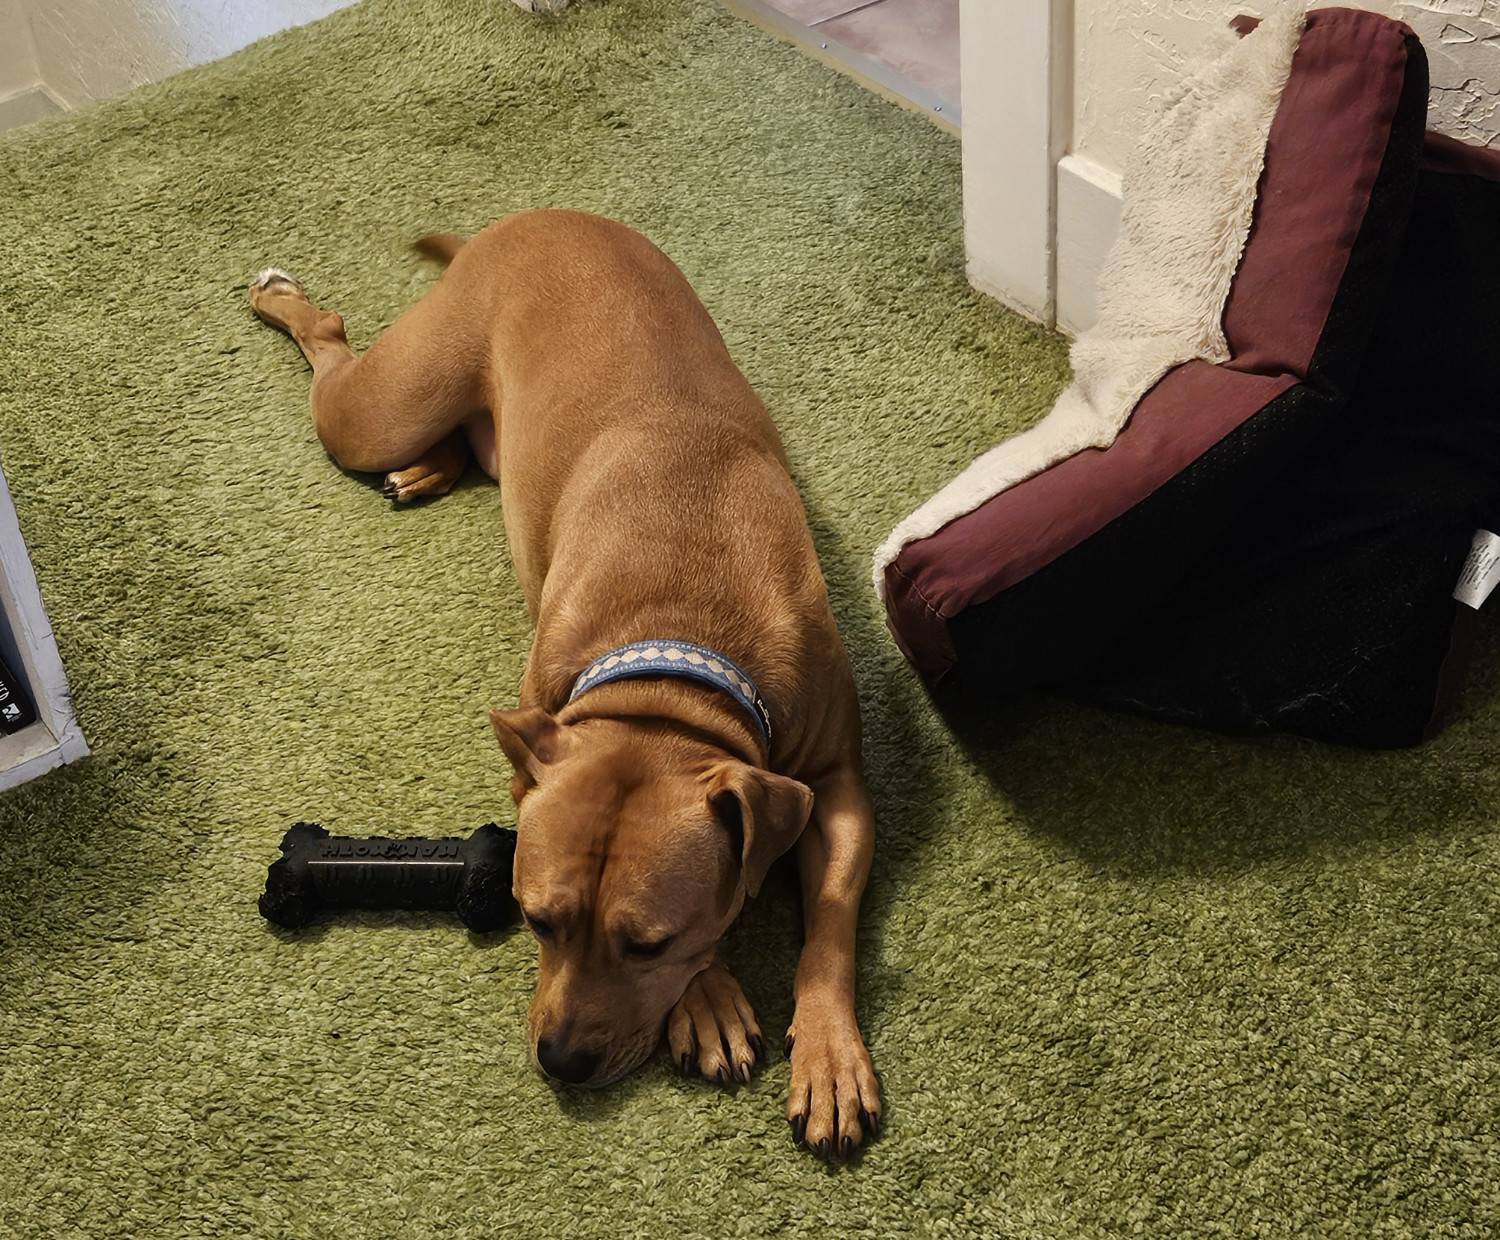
[0,86,64,133]
[1055,152,1123,337]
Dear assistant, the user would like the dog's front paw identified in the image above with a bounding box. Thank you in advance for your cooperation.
[666,960,763,1085]
[785,1009,881,1161]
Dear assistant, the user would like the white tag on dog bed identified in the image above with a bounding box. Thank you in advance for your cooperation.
[1453,529,1500,609]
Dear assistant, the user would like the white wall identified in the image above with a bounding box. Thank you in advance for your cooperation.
[1364,0,1500,149]
[0,0,45,101]
[1,0,355,113]
[1076,0,1500,182]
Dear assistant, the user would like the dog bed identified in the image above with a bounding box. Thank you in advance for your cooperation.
[875,7,1500,748]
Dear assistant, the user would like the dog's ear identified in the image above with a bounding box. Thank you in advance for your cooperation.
[708,763,815,899]
[489,707,566,797]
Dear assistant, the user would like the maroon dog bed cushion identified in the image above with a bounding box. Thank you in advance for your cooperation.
[878,9,1500,747]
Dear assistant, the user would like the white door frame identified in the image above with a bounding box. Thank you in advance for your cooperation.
[959,0,1122,336]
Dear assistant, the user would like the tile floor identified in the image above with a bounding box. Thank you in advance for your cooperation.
[759,0,959,113]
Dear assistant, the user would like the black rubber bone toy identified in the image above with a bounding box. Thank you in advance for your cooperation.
[260,821,519,932]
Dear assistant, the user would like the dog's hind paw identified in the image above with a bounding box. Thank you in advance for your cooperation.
[247,268,312,330]
[382,431,472,503]
[250,267,302,294]
[666,960,763,1086]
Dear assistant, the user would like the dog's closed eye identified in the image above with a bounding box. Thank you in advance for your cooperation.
[623,936,674,960]
[523,913,557,941]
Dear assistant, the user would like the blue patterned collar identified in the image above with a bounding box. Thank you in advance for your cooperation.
[568,640,772,749]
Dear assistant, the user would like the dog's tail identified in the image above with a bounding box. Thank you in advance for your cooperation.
[412,232,468,266]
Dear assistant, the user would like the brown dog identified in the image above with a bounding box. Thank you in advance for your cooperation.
[248,209,880,1158]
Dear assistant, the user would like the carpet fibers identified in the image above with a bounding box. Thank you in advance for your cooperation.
[0,1,1496,1236]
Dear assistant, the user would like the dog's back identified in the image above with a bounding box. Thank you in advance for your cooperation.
[435,212,846,735]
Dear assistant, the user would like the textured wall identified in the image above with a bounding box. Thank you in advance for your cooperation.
[0,0,42,100]
[16,0,355,108]
[1076,1,1500,177]
[1396,0,1500,147]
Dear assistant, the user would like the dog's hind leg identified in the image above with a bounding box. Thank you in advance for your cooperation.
[248,267,488,491]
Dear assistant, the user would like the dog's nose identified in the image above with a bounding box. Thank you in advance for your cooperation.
[536,1037,601,1085]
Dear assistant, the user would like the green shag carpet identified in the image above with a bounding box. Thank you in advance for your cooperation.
[0,1,1497,1235]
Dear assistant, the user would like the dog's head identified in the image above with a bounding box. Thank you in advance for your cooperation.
[491,705,813,1087]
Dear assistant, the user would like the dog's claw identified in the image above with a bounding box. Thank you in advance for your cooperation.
[841,1136,855,1160]
[737,1059,753,1085]
[790,1114,807,1145]
[817,1137,833,1161]
[716,1065,730,1087]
